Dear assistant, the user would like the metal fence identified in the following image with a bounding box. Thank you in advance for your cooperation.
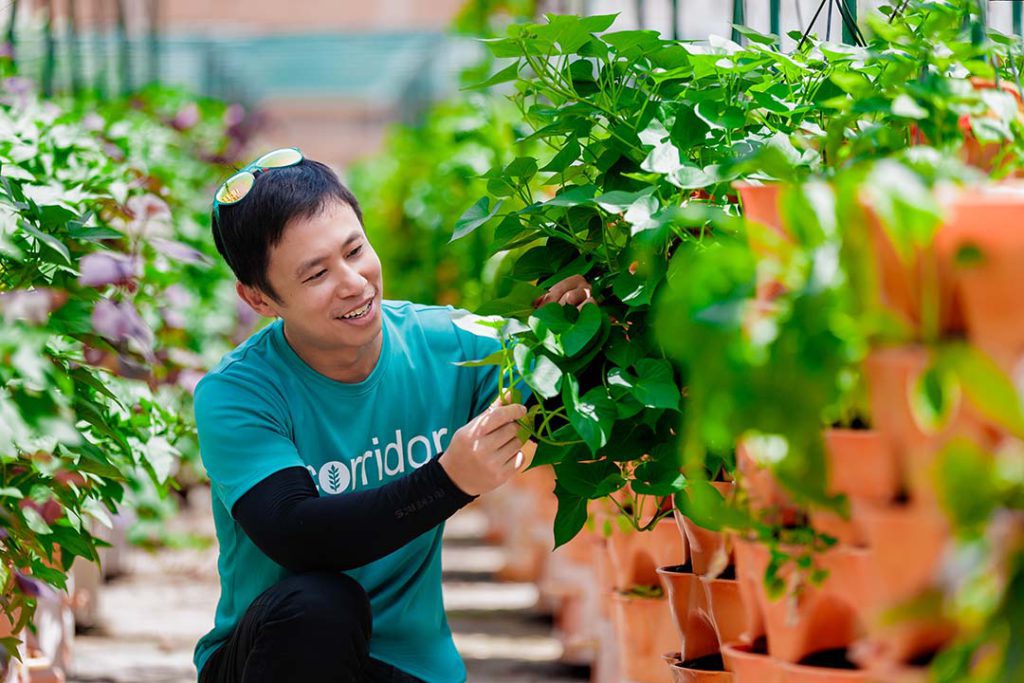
[574,0,1024,49]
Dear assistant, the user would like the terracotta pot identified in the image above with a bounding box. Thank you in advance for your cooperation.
[657,566,719,661]
[853,501,957,664]
[611,592,679,683]
[736,441,800,526]
[935,185,1024,370]
[607,516,687,592]
[665,652,733,683]
[736,182,791,307]
[863,207,962,337]
[862,346,1000,503]
[960,78,1024,172]
[721,640,784,683]
[676,482,734,578]
[823,429,897,502]
[864,663,929,683]
[736,182,783,235]
[813,429,898,546]
[734,539,870,663]
[779,657,869,683]
[701,573,747,648]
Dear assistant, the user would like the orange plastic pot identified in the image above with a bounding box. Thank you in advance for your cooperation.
[736,441,800,526]
[657,566,720,661]
[666,652,733,683]
[736,182,783,235]
[812,429,898,546]
[702,574,747,649]
[721,640,784,683]
[611,591,680,683]
[862,346,999,503]
[853,501,957,664]
[675,482,735,578]
[607,516,687,591]
[936,185,1024,370]
[734,539,870,663]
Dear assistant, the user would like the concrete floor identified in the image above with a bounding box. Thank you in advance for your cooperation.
[67,488,589,683]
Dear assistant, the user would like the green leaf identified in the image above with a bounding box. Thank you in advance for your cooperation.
[632,359,680,410]
[22,507,52,535]
[49,524,97,562]
[454,350,505,368]
[936,439,997,533]
[554,453,623,498]
[451,197,504,243]
[541,13,618,54]
[941,344,1024,438]
[562,303,602,357]
[506,157,539,182]
[529,303,571,356]
[891,94,928,120]
[553,483,588,548]
[540,138,580,174]
[564,378,616,453]
[19,222,72,264]
[465,61,521,90]
[476,281,546,319]
[515,345,563,399]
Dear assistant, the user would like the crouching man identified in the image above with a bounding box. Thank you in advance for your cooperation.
[193,149,591,683]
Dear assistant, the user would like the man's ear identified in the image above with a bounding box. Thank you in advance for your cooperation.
[236,281,280,318]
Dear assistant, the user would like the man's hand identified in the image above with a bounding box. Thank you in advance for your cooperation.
[438,400,528,497]
[533,274,596,310]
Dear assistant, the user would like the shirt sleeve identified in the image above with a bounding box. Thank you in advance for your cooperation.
[193,371,305,513]
[232,461,475,572]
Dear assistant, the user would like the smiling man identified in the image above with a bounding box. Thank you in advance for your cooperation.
[192,151,591,683]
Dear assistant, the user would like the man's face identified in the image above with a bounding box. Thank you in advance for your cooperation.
[247,199,384,354]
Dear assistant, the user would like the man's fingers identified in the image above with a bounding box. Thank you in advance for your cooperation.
[488,422,521,449]
[534,274,588,308]
[495,438,524,466]
[558,287,591,308]
[478,403,527,434]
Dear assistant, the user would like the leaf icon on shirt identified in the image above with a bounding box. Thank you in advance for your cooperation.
[328,465,342,492]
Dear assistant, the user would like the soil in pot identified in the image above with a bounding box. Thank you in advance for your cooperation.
[670,652,733,683]
[721,637,783,683]
[781,647,869,682]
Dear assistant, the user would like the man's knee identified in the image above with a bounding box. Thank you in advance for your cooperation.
[275,572,372,638]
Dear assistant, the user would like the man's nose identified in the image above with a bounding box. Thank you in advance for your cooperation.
[335,264,366,297]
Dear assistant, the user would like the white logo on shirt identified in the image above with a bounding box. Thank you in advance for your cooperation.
[311,427,449,494]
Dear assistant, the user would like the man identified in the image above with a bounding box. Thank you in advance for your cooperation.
[193,149,592,682]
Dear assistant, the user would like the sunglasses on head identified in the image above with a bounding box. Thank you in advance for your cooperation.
[213,147,304,219]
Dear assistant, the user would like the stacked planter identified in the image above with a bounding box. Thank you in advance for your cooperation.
[659,482,743,682]
[601,499,685,683]
[682,181,1024,682]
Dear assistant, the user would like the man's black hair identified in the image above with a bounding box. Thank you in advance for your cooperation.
[211,159,363,301]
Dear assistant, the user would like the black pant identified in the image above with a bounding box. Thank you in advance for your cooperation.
[199,572,424,683]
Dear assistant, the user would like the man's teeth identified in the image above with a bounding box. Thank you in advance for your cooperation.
[340,301,371,319]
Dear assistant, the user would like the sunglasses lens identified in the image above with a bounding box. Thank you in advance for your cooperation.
[255,148,302,169]
[216,172,255,205]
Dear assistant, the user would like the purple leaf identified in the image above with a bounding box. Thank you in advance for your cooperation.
[224,103,246,127]
[150,238,212,265]
[171,103,200,131]
[91,298,153,352]
[78,252,140,287]
[177,369,205,395]
[0,289,58,324]
[126,194,171,223]
[14,571,43,597]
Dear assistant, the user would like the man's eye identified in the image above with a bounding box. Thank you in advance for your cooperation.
[348,245,363,258]
[305,269,327,283]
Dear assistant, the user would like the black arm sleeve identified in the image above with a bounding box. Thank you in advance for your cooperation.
[232,459,475,572]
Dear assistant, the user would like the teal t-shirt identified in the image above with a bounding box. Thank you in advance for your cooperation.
[192,301,516,682]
